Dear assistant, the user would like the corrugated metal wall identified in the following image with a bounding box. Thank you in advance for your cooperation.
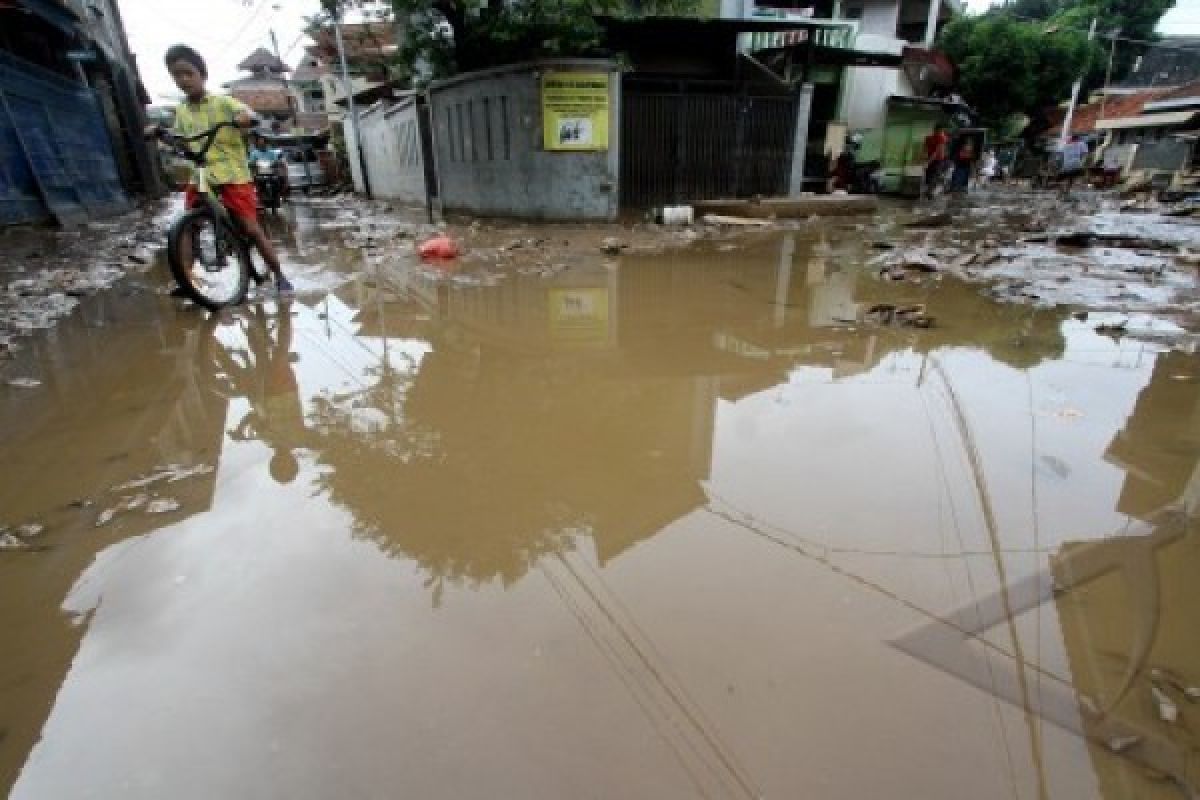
[0,51,129,225]
[620,79,797,209]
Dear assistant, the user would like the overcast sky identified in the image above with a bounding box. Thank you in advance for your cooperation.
[119,0,321,102]
[118,0,1200,101]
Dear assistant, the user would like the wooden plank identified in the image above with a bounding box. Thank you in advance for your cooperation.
[694,195,878,218]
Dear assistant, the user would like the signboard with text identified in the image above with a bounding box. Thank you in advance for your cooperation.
[541,71,610,151]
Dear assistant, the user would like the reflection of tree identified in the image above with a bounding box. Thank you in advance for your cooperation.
[303,253,1071,599]
[307,337,708,595]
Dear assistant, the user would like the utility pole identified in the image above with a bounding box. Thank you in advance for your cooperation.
[922,0,941,47]
[333,8,372,197]
[1059,16,1097,147]
[1099,29,1120,128]
[270,28,297,130]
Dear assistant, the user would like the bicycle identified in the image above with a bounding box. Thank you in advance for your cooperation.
[158,121,270,310]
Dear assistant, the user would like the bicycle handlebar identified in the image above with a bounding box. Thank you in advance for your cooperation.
[157,121,240,164]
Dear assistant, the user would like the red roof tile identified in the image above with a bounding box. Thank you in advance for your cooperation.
[1045,88,1173,135]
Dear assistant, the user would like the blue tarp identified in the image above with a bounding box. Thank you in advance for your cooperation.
[0,50,129,225]
[16,0,82,36]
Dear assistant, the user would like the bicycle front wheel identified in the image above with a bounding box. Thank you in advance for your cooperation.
[167,208,251,311]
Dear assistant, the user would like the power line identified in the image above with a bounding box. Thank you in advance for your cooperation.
[218,0,273,56]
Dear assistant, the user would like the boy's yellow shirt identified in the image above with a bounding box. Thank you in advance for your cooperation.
[174,94,252,185]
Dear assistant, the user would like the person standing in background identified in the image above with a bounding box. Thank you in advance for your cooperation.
[923,124,950,198]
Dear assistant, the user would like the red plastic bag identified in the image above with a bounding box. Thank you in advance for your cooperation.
[418,235,460,260]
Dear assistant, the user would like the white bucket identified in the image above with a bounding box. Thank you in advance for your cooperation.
[657,205,695,225]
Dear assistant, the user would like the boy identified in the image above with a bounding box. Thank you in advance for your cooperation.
[158,45,292,294]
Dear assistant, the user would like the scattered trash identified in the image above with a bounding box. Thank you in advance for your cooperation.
[113,463,215,492]
[600,237,627,255]
[700,214,772,228]
[5,377,41,389]
[0,532,27,550]
[1054,408,1084,420]
[905,212,952,229]
[1107,735,1141,754]
[862,303,934,328]
[417,236,461,260]
[95,493,149,527]
[1056,232,1096,248]
[15,523,45,538]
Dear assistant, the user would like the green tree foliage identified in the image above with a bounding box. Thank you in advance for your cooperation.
[406,0,698,79]
[318,0,696,82]
[939,14,1093,130]
[1001,0,1175,43]
[940,0,1175,131]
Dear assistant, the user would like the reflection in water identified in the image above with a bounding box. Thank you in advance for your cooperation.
[221,303,304,484]
[2,230,1198,799]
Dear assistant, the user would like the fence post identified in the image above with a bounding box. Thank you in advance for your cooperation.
[788,82,814,197]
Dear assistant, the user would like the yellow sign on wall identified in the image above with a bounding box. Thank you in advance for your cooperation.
[542,71,610,151]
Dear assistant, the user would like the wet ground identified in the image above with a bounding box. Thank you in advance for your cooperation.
[2,193,1200,798]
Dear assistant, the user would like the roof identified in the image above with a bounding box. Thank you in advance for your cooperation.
[230,88,293,114]
[238,47,288,73]
[1117,37,1200,90]
[1144,96,1200,114]
[1096,111,1200,131]
[292,53,328,83]
[226,75,288,90]
[310,21,397,63]
[1044,87,1173,136]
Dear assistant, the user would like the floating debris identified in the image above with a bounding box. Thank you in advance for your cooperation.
[1151,685,1179,724]
[146,498,181,515]
[0,532,27,550]
[113,463,215,492]
[1107,735,1141,753]
[95,493,150,527]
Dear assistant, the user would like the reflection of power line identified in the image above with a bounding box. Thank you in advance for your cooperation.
[539,552,762,800]
[925,357,1050,800]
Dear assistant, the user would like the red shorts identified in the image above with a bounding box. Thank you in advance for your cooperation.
[185,183,259,224]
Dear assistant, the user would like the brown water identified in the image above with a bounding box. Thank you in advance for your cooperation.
[2,217,1199,799]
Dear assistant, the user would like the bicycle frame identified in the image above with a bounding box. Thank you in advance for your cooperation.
[167,122,245,240]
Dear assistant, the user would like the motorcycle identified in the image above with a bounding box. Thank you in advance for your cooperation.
[253,158,285,213]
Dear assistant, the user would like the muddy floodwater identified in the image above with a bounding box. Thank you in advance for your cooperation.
[2,206,1199,799]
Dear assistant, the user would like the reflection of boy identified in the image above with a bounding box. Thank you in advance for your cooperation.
[230,304,305,484]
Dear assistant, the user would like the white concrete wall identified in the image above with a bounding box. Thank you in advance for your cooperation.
[840,65,916,131]
[841,67,898,131]
[429,60,621,220]
[357,98,429,206]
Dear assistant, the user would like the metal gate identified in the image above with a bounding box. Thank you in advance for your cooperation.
[0,51,129,225]
[621,82,797,209]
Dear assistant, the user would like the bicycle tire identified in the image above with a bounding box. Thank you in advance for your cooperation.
[167,207,251,311]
